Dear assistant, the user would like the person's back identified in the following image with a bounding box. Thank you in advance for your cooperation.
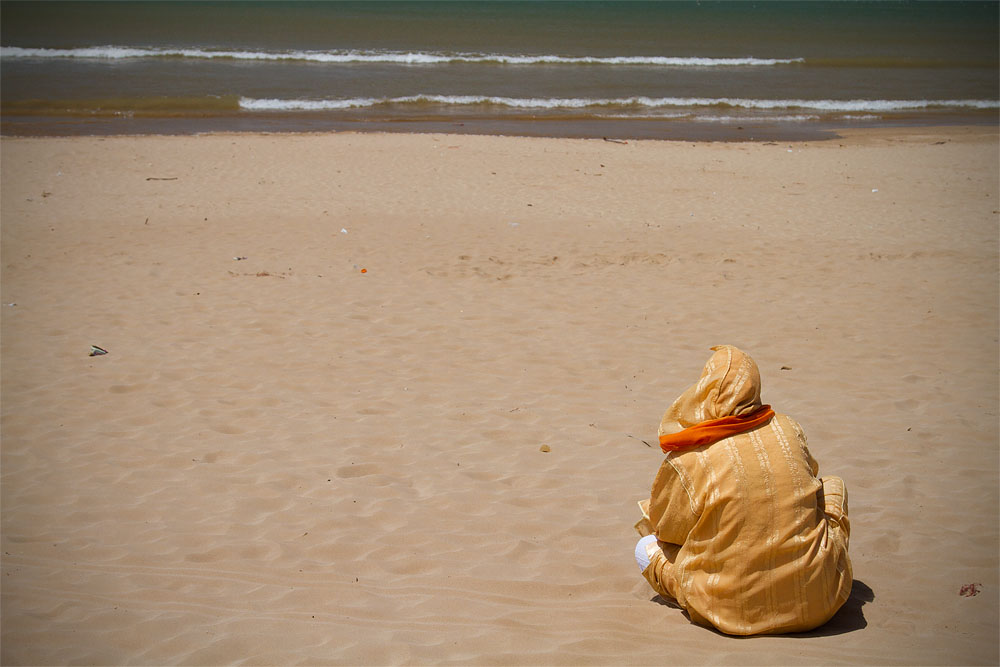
[636,345,852,635]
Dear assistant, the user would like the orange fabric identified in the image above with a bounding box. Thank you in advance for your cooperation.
[658,405,774,452]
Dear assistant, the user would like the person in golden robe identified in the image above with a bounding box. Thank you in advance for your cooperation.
[634,345,852,635]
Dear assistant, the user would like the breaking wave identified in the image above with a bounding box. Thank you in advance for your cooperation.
[238,95,1000,112]
[0,46,804,67]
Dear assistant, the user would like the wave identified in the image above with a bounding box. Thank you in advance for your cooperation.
[4,94,995,119]
[239,95,1000,112]
[7,47,994,69]
[0,45,802,67]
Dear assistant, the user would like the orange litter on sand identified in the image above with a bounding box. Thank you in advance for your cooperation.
[960,583,982,597]
[360,268,367,273]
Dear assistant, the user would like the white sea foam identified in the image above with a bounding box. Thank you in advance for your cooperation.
[598,112,693,120]
[0,46,803,67]
[2,46,159,59]
[239,97,380,111]
[693,114,822,123]
[238,95,1000,112]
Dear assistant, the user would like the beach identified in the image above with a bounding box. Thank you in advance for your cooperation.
[1,126,997,664]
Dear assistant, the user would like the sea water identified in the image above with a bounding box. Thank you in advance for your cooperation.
[2,1,997,138]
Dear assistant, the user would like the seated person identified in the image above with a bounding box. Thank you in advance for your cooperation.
[634,345,852,635]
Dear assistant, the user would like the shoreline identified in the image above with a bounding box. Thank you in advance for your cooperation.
[0,122,995,147]
[2,111,997,142]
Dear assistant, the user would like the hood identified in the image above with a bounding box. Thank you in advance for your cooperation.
[658,345,763,437]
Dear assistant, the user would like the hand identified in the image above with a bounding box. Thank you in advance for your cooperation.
[645,538,663,561]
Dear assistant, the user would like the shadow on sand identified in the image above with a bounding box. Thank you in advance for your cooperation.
[796,579,874,637]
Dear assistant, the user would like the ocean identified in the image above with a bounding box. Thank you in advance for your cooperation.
[2,1,997,139]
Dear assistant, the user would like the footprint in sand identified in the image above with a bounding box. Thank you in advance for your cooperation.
[336,463,381,478]
[109,384,147,394]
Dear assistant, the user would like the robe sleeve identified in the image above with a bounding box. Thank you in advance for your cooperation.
[647,458,700,546]
[820,475,851,541]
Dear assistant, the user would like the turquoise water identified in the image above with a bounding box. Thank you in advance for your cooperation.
[2,1,997,138]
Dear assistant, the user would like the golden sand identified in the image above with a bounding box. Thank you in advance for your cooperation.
[2,127,997,664]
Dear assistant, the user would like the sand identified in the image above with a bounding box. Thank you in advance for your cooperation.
[1,127,997,665]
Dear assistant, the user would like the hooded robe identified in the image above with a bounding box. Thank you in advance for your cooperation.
[641,345,852,635]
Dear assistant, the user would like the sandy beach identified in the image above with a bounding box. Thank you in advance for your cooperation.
[2,127,997,665]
